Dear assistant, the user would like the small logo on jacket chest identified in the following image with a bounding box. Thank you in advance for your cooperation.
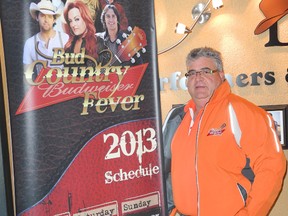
[207,123,226,136]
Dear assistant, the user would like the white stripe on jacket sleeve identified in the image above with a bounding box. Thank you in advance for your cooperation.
[229,103,242,148]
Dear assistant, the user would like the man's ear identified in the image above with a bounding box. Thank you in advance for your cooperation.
[219,71,225,82]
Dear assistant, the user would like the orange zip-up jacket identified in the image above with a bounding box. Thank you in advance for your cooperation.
[170,81,286,216]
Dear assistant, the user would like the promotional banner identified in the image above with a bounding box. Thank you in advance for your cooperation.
[1,0,167,215]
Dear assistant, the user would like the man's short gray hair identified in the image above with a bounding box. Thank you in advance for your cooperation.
[186,47,224,71]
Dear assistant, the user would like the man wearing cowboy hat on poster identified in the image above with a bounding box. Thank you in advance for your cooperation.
[23,0,69,74]
[254,0,288,46]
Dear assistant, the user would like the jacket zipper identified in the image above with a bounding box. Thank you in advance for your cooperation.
[195,103,207,216]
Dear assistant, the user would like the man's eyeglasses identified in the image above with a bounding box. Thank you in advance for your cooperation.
[185,68,218,78]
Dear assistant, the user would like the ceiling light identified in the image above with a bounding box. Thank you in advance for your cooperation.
[159,0,224,55]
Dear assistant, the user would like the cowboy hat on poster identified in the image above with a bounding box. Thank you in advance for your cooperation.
[254,0,288,47]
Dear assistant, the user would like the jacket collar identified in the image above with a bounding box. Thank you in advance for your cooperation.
[184,80,230,112]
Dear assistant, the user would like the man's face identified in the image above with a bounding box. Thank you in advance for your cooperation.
[186,57,225,103]
[37,12,55,32]
[104,9,118,31]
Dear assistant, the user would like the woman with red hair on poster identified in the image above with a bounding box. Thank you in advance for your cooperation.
[63,0,98,60]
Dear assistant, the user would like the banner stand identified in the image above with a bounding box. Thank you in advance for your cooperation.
[0,21,15,216]
[1,1,168,215]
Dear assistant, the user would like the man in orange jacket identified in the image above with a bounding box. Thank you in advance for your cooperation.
[162,47,287,216]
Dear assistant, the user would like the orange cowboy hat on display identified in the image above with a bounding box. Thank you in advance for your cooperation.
[29,0,61,20]
[254,0,288,35]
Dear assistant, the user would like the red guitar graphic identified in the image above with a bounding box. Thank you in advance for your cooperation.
[110,26,147,65]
